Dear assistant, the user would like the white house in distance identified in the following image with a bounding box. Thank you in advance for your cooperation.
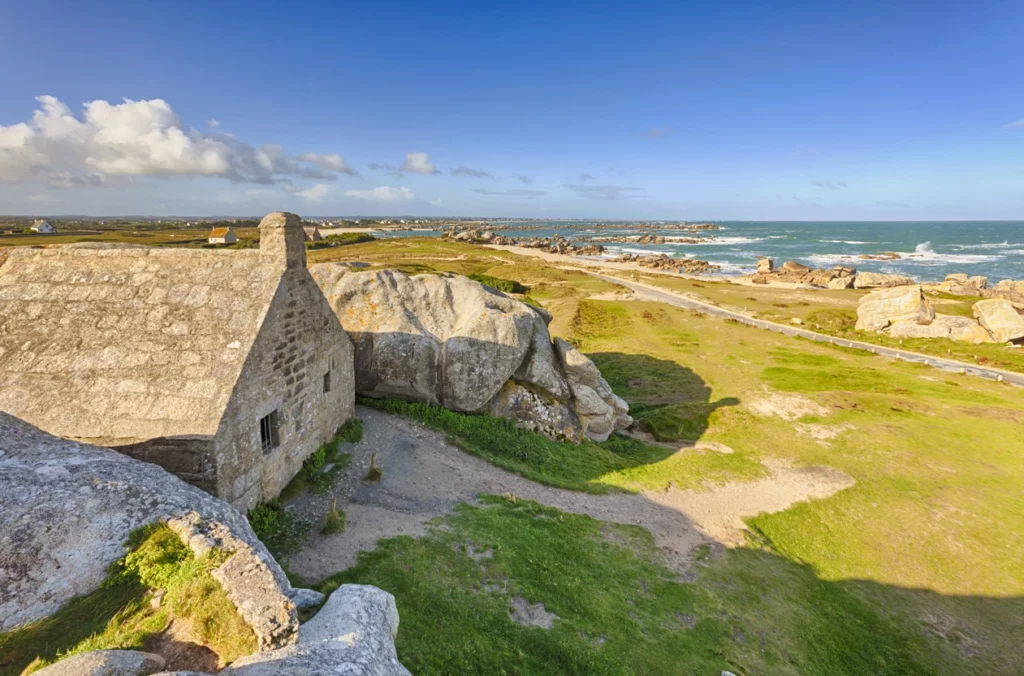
[208,226,238,245]
[303,226,322,242]
[30,220,56,234]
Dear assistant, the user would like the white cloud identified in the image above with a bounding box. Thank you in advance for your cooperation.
[345,186,415,202]
[428,198,443,206]
[1006,120,1024,129]
[297,152,357,175]
[0,95,353,187]
[400,152,438,174]
[298,183,337,202]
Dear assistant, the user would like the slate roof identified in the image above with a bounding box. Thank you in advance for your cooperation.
[0,243,281,442]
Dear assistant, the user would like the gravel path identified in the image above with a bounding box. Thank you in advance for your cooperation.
[287,407,853,583]
[594,273,1024,387]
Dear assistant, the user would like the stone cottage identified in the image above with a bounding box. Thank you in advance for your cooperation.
[208,226,238,245]
[0,212,354,509]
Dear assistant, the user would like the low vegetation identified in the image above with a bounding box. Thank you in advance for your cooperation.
[247,499,308,559]
[324,495,941,675]
[305,232,376,250]
[468,272,528,294]
[279,419,360,501]
[321,497,346,535]
[312,239,1024,674]
[0,524,255,676]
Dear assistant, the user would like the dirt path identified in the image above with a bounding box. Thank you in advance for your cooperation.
[287,407,854,582]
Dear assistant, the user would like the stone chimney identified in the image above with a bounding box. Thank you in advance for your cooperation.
[259,212,306,269]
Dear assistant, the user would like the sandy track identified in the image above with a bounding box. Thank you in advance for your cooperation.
[288,407,853,582]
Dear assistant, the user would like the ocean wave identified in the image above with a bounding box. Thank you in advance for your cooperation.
[669,236,764,245]
[820,239,871,244]
[955,241,1020,250]
[806,242,1002,268]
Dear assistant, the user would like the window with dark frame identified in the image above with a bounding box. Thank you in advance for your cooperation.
[259,410,280,454]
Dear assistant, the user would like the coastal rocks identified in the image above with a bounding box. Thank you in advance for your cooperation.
[310,266,631,442]
[888,315,993,344]
[749,260,855,288]
[218,585,410,676]
[987,279,1024,306]
[611,253,720,275]
[926,273,989,296]
[853,271,915,289]
[32,650,166,676]
[855,285,935,331]
[858,252,902,261]
[0,412,304,634]
[972,299,1024,343]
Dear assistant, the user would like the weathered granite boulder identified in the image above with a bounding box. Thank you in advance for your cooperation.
[748,262,855,288]
[0,413,302,638]
[310,266,631,442]
[888,315,993,344]
[855,285,935,331]
[928,273,989,296]
[973,299,1024,343]
[33,650,166,676]
[987,279,1024,306]
[215,585,410,676]
[756,257,774,274]
[854,271,915,289]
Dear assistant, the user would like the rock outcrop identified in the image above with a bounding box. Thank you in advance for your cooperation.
[213,585,410,676]
[310,266,631,441]
[855,285,935,331]
[853,271,915,289]
[973,299,1024,343]
[748,260,855,288]
[0,413,305,636]
[33,650,166,676]
[611,252,720,274]
[988,279,1024,306]
[888,315,993,344]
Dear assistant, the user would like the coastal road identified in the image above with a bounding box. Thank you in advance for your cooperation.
[590,273,1024,388]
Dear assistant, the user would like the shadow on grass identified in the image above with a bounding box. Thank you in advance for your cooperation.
[589,352,739,442]
[316,494,1022,676]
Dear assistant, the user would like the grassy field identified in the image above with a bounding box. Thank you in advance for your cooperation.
[309,238,1024,675]
[607,269,1024,374]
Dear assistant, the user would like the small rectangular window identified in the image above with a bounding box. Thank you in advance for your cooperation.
[323,370,332,394]
[259,410,280,454]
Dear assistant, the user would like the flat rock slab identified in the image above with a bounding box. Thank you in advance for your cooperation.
[32,650,165,676]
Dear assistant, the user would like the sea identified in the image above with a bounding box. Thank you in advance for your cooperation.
[377,221,1024,282]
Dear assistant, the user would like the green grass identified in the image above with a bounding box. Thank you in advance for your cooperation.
[279,420,360,501]
[302,237,1024,672]
[322,498,347,535]
[247,499,309,559]
[0,524,255,676]
[469,272,529,294]
[322,495,947,675]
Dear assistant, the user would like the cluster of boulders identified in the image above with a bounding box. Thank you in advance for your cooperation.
[750,258,915,289]
[612,252,720,274]
[855,284,1024,344]
[1,412,409,675]
[310,266,631,442]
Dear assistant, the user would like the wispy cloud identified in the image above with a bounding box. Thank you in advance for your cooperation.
[513,173,534,185]
[298,152,358,176]
[450,166,494,179]
[369,152,439,177]
[345,185,415,202]
[297,183,337,202]
[1004,120,1024,129]
[565,183,643,200]
[811,180,848,190]
[472,188,546,197]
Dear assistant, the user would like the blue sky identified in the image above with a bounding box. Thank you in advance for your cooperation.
[1,0,1021,219]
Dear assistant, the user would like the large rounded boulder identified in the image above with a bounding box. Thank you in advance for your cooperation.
[310,266,631,441]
